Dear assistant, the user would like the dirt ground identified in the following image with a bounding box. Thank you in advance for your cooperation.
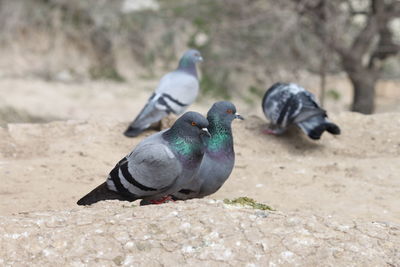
[0,77,399,223]
[0,77,399,265]
[0,111,399,222]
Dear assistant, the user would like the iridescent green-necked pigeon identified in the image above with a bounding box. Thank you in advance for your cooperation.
[77,111,209,205]
[172,101,243,200]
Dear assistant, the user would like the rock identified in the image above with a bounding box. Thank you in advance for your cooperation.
[0,200,399,266]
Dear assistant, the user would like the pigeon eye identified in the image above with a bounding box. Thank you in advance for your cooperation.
[226,109,233,114]
[191,121,197,126]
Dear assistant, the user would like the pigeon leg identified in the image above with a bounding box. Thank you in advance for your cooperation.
[140,195,175,206]
[262,125,285,135]
[150,195,175,204]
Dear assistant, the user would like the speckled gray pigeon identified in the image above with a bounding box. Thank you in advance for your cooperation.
[77,111,210,205]
[124,49,203,137]
[171,101,243,200]
[262,82,340,140]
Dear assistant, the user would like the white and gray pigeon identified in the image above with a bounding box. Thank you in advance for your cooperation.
[262,82,340,140]
[77,111,210,206]
[171,101,243,200]
[124,49,203,137]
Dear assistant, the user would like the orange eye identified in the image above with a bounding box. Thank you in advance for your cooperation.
[191,121,197,126]
[227,109,233,114]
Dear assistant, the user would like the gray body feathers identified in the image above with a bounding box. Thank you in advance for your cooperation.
[78,112,209,205]
[124,50,202,137]
[172,148,235,200]
[172,101,241,200]
[262,83,340,140]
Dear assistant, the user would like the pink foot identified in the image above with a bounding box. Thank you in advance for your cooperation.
[149,195,175,205]
[262,128,278,135]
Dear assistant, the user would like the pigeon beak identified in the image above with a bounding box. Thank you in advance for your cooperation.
[197,56,204,62]
[235,113,244,120]
[201,127,211,137]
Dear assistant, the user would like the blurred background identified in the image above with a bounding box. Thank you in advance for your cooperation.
[0,0,399,126]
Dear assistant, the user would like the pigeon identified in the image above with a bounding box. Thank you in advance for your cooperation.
[262,82,340,140]
[171,101,243,200]
[124,49,203,137]
[77,111,210,206]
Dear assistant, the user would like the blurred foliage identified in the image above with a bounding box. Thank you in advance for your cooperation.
[0,0,398,99]
[248,85,265,97]
[327,89,341,101]
[89,66,125,82]
[0,106,54,126]
[156,0,338,98]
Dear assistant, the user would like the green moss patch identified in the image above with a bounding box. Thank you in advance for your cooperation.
[223,197,274,211]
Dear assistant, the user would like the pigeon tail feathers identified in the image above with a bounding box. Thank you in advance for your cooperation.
[297,115,341,140]
[77,182,136,206]
[124,126,145,137]
[326,122,341,135]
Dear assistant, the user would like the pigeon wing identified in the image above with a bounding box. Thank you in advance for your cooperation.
[132,93,169,124]
[155,71,199,115]
[124,142,183,197]
[125,71,199,137]
[293,91,326,123]
[263,83,302,127]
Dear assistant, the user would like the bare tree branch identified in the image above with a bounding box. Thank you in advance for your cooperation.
[292,0,350,57]
[350,16,378,60]
[291,0,400,113]
[386,0,400,17]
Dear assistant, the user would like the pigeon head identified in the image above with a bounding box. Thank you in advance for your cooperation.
[163,112,209,166]
[205,101,242,154]
[169,111,210,138]
[179,49,203,67]
[207,101,244,126]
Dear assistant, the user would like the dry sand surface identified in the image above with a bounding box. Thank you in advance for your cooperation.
[1,200,399,266]
[1,78,400,266]
[1,113,400,222]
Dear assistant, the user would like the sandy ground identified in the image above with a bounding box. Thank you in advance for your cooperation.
[0,78,400,265]
[1,112,399,223]
[0,77,399,220]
